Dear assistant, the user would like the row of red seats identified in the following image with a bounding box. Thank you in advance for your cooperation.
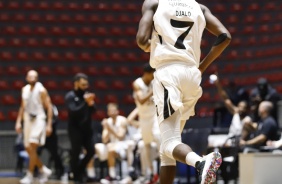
[1,26,138,36]
[0,65,144,77]
[0,13,141,24]
[0,51,149,62]
[0,2,142,11]
[0,38,137,49]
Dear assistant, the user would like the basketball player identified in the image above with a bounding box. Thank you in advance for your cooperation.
[133,63,160,183]
[136,0,231,183]
[15,70,53,184]
[98,103,135,183]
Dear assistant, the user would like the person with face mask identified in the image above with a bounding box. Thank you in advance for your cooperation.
[15,70,53,184]
[65,73,96,184]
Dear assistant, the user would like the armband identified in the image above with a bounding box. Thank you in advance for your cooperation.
[213,33,228,46]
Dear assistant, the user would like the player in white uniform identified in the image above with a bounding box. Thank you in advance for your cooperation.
[133,64,161,183]
[96,103,135,183]
[15,70,53,184]
[137,0,231,183]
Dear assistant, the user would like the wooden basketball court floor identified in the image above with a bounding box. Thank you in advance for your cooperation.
[0,177,101,184]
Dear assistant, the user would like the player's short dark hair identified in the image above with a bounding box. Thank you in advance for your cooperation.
[143,63,155,73]
[74,73,88,82]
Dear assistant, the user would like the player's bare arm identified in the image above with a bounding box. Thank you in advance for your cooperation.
[215,78,237,115]
[136,0,158,52]
[102,119,110,143]
[133,82,153,104]
[127,108,139,128]
[41,89,53,136]
[106,118,127,141]
[199,4,231,73]
[240,134,267,146]
[15,89,24,134]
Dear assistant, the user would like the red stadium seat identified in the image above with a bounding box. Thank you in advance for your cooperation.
[81,27,92,36]
[70,66,83,75]
[23,2,35,10]
[111,80,125,90]
[10,38,22,47]
[248,3,259,11]
[89,15,100,24]
[125,27,137,36]
[38,66,52,76]
[73,38,85,48]
[94,80,108,90]
[17,52,29,61]
[59,14,71,23]
[231,4,243,12]
[64,52,76,62]
[5,26,16,35]
[260,14,271,23]
[88,39,99,48]
[92,110,106,121]
[32,52,45,61]
[123,94,135,105]
[110,27,122,36]
[19,26,31,35]
[104,94,118,103]
[125,52,138,62]
[44,80,58,90]
[95,27,107,36]
[58,38,69,48]
[0,13,9,22]
[45,14,56,22]
[8,2,20,9]
[111,3,122,11]
[82,3,94,11]
[12,80,25,90]
[59,109,68,121]
[133,67,143,76]
[96,3,109,11]
[51,26,63,35]
[68,2,80,10]
[39,1,49,10]
[79,52,91,62]
[244,15,255,24]
[48,52,61,61]
[0,38,6,47]
[117,39,128,48]
[29,14,41,22]
[2,95,17,105]
[8,110,18,121]
[125,3,138,11]
[94,52,107,61]
[116,66,131,76]
[104,15,115,24]
[27,38,39,47]
[264,2,276,11]
[86,66,100,76]
[118,14,130,24]
[213,4,225,13]
[6,66,19,75]
[101,66,115,76]
[226,15,238,24]
[54,66,67,75]
[53,2,64,10]
[1,52,13,61]
[242,26,254,34]
[51,95,65,105]
[103,39,115,48]
[74,14,86,23]
[61,80,73,90]
[35,26,47,35]
[0,81,9,90]
[63,27,79,37]
[109,52,122,62]
[22,66,34,74]
[0,111,5,122]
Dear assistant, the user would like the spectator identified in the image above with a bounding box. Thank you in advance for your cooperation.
[240,101,280,148]
[97,103,135,183]
[65,73,96,184]
[250,78,281,122]
[209,76,251,147]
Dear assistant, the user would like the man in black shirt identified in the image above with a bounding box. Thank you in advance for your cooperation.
[65,73,96,184]
[240,101,279,148]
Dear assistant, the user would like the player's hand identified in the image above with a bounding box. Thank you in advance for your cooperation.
[46,124,53,137]
[101,118,108,128]
[239,140,246,146]
[15,122,22,134]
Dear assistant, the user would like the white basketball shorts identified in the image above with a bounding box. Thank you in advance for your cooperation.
[153,64,202,123]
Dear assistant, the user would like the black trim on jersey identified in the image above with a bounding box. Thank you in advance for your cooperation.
[213,33,228,46]
[163,84,175,119]
[158,35,163,44]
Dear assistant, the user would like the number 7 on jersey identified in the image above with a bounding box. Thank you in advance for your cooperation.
[170,19,194,49]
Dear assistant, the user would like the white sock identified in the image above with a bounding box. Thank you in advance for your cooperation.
[109,167,116,178]
[87,167,96,178]
[185,152,202,167]
[128,166,134,172]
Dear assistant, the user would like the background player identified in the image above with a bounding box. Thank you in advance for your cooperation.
[136,0,231,183]
[133,63,160,183]
[15,70,53,184]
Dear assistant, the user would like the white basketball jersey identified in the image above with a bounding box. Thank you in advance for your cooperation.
[22,82,46,119]
[107,115,126,143]
[150,0,206,69]
[133,77,156,120]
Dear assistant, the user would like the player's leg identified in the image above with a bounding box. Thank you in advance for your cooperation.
[107,143,118,179]
[80,135,95,178]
